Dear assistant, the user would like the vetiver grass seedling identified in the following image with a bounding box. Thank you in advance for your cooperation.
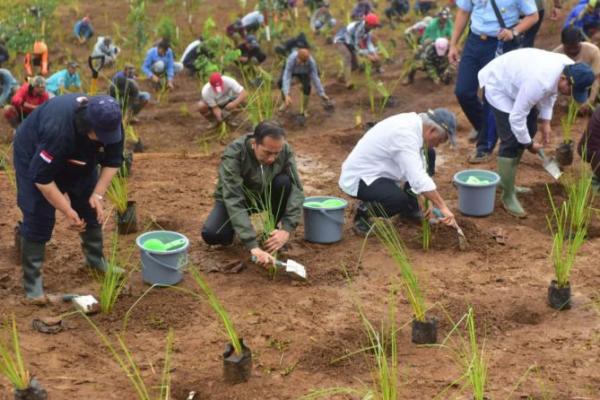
[189,266,242,355]
[0,316,29,391]
[371,215,426,323]
[300,286,401,400]
[82,313,174,400]
[99,233,128,314]
[106,170,129,216]
[560,98,579,145]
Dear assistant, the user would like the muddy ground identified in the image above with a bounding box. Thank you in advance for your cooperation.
[1,0,599,399]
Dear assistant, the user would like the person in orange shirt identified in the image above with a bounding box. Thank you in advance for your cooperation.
[24,41,49,77]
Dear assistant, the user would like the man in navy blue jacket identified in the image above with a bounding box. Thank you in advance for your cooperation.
[13,94,124,304]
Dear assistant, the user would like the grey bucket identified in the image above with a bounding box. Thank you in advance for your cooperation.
[303,196,348,244]
[135,231,190,286]
[453,169,500,217]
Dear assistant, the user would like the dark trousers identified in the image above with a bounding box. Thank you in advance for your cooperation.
[277,73,311,96]
[475,96,498,154]
[16,176,100,243]
[357,178,420,218]
[201,174,292,246]
[491,105,538,158]
[356,148,435,218]
[522,9,544,48]
[455,33,520,137]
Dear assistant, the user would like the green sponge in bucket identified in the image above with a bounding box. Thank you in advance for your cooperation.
[303,198,346,209]
[143,238,186,252]
[303,201,324,208]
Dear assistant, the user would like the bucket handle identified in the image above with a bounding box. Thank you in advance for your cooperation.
[144,251,189,272]
[318,209,345,225]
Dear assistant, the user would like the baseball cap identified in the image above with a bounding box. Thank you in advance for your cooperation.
[67,61,79,68]
[209,72,224,94]
[434,37,449,57]
[364,13,381,28]
[427,108,457,146]
[563,63,595,104]
[438,6,450,19]
[246,34,259,48]
[86,95,122,145]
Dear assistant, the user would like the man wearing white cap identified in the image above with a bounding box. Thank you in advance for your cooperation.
[402,37,453,85]
[198,72,247,127]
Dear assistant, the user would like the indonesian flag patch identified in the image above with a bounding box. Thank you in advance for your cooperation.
[40,150,53,164]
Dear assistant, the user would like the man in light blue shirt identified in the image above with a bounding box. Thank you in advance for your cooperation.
[448,0,538,162]
[0,68,19,106]
[45,61,82,96]
[141,40,183,90]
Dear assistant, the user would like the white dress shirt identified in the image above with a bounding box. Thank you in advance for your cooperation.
[478,48,574,146]
[339,113,435,197]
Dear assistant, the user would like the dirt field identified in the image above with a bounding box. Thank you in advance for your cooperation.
[1,1,600,399]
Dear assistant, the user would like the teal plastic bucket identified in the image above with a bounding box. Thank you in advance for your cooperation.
[136,231,190,285]
[453,169,500,216]
[303,196,348,243]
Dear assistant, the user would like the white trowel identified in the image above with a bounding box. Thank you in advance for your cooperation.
[251,256,307,280]
[538,149,562,180]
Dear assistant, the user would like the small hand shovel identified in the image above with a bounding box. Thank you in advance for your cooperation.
[251,256,307,280]
[538,149,562,180]
[433,209,468,251]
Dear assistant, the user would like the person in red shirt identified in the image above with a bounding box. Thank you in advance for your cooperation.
[4,76,49,128]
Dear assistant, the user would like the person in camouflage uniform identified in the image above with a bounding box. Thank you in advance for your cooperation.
[402,37,454,85]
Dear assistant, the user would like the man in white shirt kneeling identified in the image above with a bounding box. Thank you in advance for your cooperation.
[339,108,457,235]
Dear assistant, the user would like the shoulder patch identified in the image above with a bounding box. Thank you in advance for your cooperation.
[40,150,53,164]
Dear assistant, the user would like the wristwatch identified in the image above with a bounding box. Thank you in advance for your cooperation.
[511,28,520,38]
[93,192,104,200]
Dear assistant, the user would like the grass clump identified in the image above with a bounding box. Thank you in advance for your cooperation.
[371,215,427,322]
[0,316,29,390]
[560,98,579,144]
[99,234,128,314]
[106,171,129,215]
[82,313,174,400]
[189,266,243,355]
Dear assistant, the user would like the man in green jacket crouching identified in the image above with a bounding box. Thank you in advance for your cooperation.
[201,121,305,266]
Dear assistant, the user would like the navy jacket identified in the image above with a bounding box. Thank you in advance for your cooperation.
[13,94,123,197]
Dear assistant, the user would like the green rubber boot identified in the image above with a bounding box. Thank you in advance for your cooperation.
[497,156,527,218]
[80,227,108,272]
[21,238,46,299]
[497,150,531,194]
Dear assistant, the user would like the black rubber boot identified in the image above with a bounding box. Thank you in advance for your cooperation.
[80,227,108,272]
[21,238,46,299]
[353,202,372,236]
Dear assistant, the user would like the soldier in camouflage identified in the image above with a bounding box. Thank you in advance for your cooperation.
[402,37,454,85]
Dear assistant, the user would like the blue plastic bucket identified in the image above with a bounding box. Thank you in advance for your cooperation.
[135,231,190,285]
[303,196,348,244]
[453,169,500,216]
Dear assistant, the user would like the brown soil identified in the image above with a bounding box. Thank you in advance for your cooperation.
[1,1,600,399]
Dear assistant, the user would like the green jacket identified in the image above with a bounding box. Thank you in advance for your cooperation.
[421,18,453,44]
[214,134,305,250]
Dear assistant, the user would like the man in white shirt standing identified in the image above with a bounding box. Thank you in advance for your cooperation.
[339,108,457,235]
[478,48,595,218]
[198,72,247,128]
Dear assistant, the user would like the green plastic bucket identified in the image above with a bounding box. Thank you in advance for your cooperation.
[303,196,348,243]
[453,169,500,216]
[136,231,189,285]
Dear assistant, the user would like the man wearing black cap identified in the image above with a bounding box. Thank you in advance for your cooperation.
[13,94,124,304]
[478,48,595,217]
[339,109,458,235]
